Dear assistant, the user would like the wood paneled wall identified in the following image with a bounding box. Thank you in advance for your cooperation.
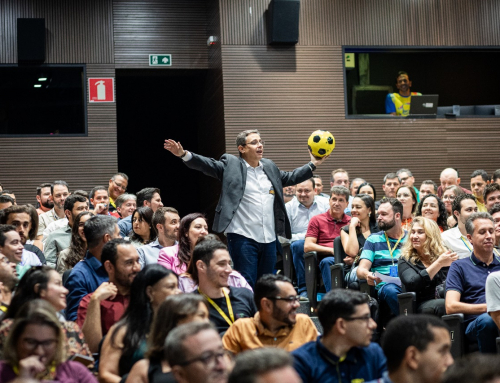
[219,0,500,194]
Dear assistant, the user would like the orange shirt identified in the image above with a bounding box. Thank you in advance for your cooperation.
[402,217,413,231]
[222,312,318,354]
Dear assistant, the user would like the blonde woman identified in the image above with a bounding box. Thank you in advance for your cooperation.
[398,217,458,316]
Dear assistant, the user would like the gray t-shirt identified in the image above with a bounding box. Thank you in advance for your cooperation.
[486,271,500,312]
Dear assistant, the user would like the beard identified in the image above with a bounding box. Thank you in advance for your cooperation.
[41,199,54,209]
[272,304,296,327]
[379,217,396,231]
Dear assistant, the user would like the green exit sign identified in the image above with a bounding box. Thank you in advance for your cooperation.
[149,54,172,66]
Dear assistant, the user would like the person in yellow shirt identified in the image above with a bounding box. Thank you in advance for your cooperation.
[470,170,489,212]
[385,71,421,116]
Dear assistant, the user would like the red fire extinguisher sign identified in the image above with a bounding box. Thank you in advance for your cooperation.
[88,78,115,103]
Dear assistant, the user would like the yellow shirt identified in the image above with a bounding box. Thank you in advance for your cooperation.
[477,200,487,212]
[387,92,422,116]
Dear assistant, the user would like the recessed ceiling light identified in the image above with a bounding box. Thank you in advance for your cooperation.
[38,77,47,81]
[34,84,42,88]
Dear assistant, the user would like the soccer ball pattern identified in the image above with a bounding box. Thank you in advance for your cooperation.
[308,130,335,158]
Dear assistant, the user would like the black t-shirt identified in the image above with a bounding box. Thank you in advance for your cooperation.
[197,286,257,334]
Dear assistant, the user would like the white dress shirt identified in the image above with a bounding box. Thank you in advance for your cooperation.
[441,226,472,259]
[286,196,330,242]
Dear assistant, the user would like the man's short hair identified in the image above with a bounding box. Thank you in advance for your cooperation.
[383,172,400,184]
[484,183,500,202]
[101,238,130,267]
[471,169,489,182]
[63,194,87,212]
[0,224,17,247]
[302,177,315,189]
[382,314,448,373]
[330,168,349,182]
[330,186,350,200]
[152,207,179,231]
[235,129,260,153]
[442,353,500,383]
[396,168,413,177]
[0,195,15,206]
[136,188,160,207]
[452,193,476,215]
[73,190,89,199]
[89,186,108,200]
[111,172,129,182]
[312,175,322,181]
[421,179,437,192]
[51,180,69,195]
[83,215,117,249]
[36,183,52,196]
[165,321,217,367]
[488,203,500,216]
[0,205,31,224]
[380,197,403,218]
[493,169,500,183]
[396,71,409,82]
[317,289,369,336]
[190,240,228,284]
[228,348,293,383]
[254,274,292,310]
[465,212,494,236]
[115,193,136,208]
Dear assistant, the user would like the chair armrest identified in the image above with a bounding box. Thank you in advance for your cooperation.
[304,251,318,310]
[442,313,465,359]
[330,263,345,290]
[397,292,416,316]
[358,279,371,295]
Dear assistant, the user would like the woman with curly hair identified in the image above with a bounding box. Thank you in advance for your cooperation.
[415,193,448,232]
[56,211,94,274]
[398,217,458,316]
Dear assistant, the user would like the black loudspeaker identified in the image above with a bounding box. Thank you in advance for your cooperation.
[17,18,46,63]
[267,0,300,45]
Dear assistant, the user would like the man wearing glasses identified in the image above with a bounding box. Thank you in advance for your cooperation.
[107,173,129,213]
[222,274,317,353]
[164,129,330,287]
[292,289,386,383]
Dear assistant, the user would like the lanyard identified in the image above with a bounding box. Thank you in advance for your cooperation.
[385,232,404,265]
[460,236,473,252]
[198,287,234,326]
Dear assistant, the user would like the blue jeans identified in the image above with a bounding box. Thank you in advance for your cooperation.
[466,313,499,353]
[291,240,306,294]
[377,283,402,316]
[226,233,277,288]
[319,257,335,292]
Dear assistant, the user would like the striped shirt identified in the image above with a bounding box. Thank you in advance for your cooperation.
[360,230,408,290]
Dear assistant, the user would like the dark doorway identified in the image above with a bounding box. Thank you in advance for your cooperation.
[116,69,207,217]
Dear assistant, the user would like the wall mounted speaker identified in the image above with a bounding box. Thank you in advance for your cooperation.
[267,0,300,45]
[17,18,46,63]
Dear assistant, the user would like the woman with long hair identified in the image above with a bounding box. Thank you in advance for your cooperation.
[0,300,96,382]
[56,211,94,274]
[415,193,448,232]
[157,213,208,274]
[396,185,418,230]
[99,265,180,383]
[399,217,458,316]
[129,207,156,248]
[442,185,464,228]
[126,294,209,383]
[0,267,92,361]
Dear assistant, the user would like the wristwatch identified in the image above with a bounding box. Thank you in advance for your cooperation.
[308,161,317,171]
[180,151,188,159]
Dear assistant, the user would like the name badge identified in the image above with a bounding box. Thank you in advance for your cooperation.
[389,265,398,277]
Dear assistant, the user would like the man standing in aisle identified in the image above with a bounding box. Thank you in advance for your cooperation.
[164,130,330,287]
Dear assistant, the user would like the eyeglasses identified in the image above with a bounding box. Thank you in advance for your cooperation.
[22,338,58,351]
[442,195,456,200]
[343,315,372,324]
[178,349,231,368]
[267,295,300,303]
[113,180,127,192]
[242,140,265,147]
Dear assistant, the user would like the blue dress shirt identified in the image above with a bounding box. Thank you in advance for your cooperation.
[118,215,132,238]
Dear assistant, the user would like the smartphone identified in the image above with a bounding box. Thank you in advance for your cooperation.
[68,353,94,367]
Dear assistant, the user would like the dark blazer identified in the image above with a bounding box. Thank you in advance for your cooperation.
[185,153,314,239]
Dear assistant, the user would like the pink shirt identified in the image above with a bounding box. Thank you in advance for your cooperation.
[157,244,187,274]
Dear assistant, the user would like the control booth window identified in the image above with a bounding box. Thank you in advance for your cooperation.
[0,65,87,136]
[343,47,500,118]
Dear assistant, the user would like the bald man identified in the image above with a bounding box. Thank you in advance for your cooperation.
[437,168,471,198]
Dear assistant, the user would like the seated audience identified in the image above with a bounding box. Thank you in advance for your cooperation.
[64,215,120,321]
[35,182,53,215]
[77,238,141,353]
[107,173,129,213]
[399,217,458,316]
[0,225,41,279]
[192,240,256,334]
[396,185,417,230]
[443,353,500,383]
[285,178,329,298]
[128,206,156,248]
[56,211,94,274]
[441,194,477,259]
[158,213,208,273]
[357,182,377,201]
[470,169,489,212]
[165,322,233,383]
[304,185,351,292]
[0,267,92,360]
[138,206,180,267]
[114,193,137,219]
[442,185,464,228]
[0,300,97,382]
[126,294,209,383]
[484,183,500,211]
[292,289,386,383]
[37,181,69,239]
[0,195,14,210]
[415,193,448,232]
[44,194,89,268]
[419,179,438,198]
[119,188,163,237]
[222,274,317,354]
[366,314,453,383]
[357,198,407,316]
[229,348,300,383]
[99,265,180,382]
[446,212,500,353]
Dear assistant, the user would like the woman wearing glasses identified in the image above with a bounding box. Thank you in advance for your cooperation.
[0,300,96,382]
[442,185,464,228]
